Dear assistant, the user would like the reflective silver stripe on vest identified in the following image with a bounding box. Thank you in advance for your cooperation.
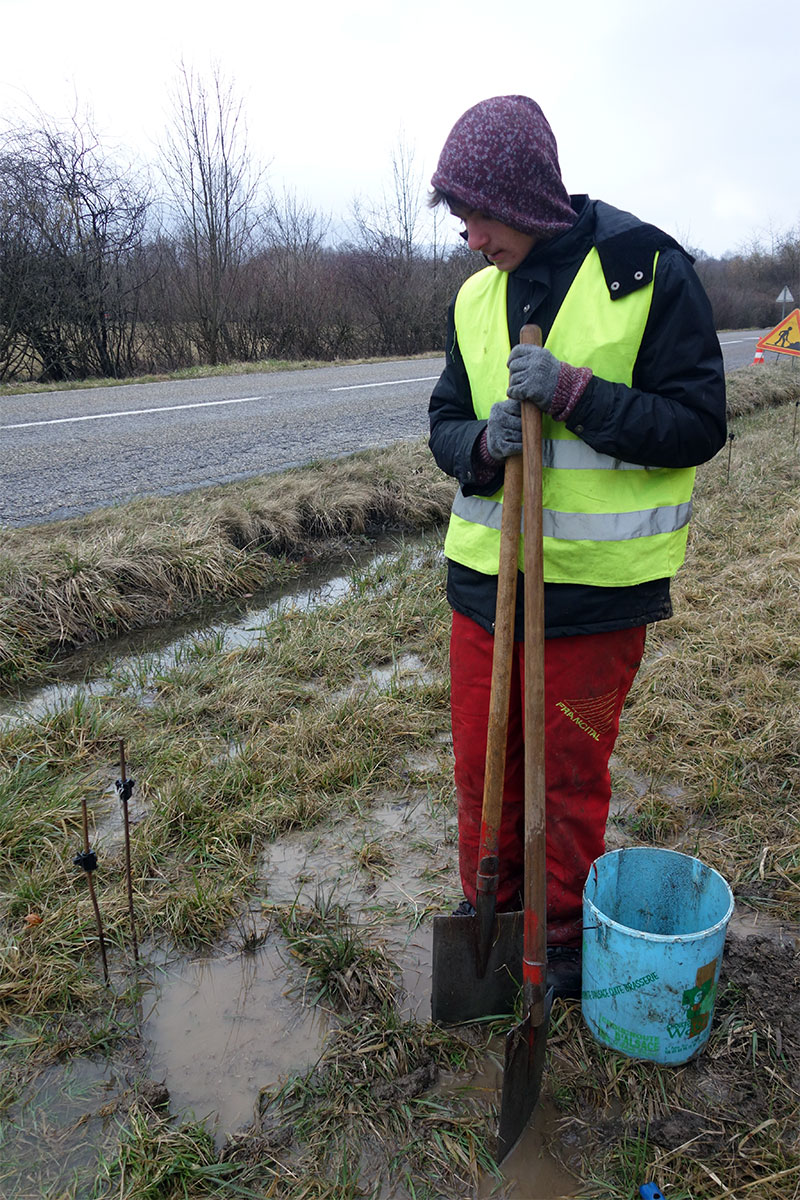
[451,489,692,541]
[542,439,647,471]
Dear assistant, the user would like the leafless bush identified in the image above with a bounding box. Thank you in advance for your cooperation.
[0,112,154,382]
[695,228,800,328]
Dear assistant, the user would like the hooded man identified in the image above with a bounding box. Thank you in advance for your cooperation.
[428,95,726,997]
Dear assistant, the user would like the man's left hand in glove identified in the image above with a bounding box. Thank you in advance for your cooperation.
[507,343,593,421]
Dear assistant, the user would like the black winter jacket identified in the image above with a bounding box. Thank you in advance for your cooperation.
[428,195,727,640]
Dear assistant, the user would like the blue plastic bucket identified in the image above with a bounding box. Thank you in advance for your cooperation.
[582,847,734,1064]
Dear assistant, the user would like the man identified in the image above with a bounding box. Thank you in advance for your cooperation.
[428,95,726,998]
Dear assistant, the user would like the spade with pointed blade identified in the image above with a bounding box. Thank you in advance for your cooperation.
[497,324,553,1162]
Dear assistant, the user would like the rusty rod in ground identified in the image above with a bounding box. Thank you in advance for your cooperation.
[117,738,139,964]
[76,795,109,985]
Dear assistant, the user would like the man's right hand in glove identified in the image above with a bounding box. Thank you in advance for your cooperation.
[484,396,522,461]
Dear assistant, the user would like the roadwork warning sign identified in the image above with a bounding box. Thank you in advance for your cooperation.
[756,309,800,357]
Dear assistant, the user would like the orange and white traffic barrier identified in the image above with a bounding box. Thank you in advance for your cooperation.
[752,349,765,365]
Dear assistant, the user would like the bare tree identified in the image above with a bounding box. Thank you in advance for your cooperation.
[0,155,37,380]
[692,226,800,330]
[159,62,267,365]
[255,190,331,357]
[350,135,422,262]
[0,113,153,381]
[344,137,475,355]
[345,138,423,354]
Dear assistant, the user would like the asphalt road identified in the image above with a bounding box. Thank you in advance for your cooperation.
[0,330,771,527]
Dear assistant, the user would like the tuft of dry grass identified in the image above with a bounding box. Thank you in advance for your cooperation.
[274,893,401,1012]
[611,400,800,918]
[725,361,800,418]
[0,440,455,691]
[244,1012,496,1199]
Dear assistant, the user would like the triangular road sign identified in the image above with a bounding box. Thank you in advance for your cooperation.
[756,309,800,357]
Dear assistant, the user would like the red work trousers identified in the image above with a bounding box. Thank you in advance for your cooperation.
[450,611,646,946]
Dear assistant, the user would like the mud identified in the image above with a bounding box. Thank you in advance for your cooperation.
[143,941,326,1135]
[721,930,800,1047]
[4,557,799,1198]
[0,1040,164,1198]
[7,788,798,1200]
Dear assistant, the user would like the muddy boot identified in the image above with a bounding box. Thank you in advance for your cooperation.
[452,899,476,916]
[546,945,582,1000]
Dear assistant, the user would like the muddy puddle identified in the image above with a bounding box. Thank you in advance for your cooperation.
[2,1054,132,1196]
[3,782,578,1199]
[143,783,450,1142]
[2,551,579,1198]
[141,783,580,1199]
[143,941,325,1134]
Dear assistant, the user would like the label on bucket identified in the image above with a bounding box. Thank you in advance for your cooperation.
[582,970,658,1002]
[663,963,719,1047]
[595,1015,660,1057]
[586,956,721,1064]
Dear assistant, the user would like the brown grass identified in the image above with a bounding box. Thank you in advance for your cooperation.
[0,440,455,690]
[725,361,800,417]
[1,372,799,1199]
[611,398,800,918]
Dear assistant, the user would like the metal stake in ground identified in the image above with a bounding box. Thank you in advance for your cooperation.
[726,432,735,484]
[74,796,109,985]
[116,738,139,964]
[793,401,799,443]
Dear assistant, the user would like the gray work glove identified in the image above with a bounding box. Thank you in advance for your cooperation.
[484,395,522,461]
[507,343,562,413]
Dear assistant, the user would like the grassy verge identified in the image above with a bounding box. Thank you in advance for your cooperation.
[0,440,455,691]
[0,370,798,1197]
[724,360,800,418]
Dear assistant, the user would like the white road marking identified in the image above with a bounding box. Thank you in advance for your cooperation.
[0,395,263,431]
[330,375,439,392]
[0,341,751,431]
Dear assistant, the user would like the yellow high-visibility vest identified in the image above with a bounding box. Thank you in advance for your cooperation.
[444,249,696,586]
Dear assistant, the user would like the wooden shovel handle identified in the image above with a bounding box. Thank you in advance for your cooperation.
[475,327,539,894]
[520,324,548,1023]
[476,453,521,891]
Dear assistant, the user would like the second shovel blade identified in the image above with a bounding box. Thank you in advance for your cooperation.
[430,910,523,1024]
[496,986,554,1162]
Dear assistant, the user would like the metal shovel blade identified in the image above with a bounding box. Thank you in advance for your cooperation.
[430,910,523,1024]
[496,986,554,1162]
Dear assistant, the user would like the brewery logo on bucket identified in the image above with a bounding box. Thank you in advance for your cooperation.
[679,958,719,1038]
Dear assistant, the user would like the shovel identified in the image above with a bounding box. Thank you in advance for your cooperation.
[430,325,541,1025]
[496,325,553,1162]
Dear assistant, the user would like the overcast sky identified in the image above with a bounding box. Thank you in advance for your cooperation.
[2,0,798,259]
